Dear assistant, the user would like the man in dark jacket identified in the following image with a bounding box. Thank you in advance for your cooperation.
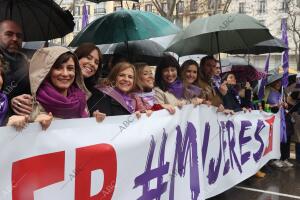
[0,20,32,116]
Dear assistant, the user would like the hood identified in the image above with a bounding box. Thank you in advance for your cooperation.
[29,46,90,97]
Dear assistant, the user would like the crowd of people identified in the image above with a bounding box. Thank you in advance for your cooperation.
[0,19,300,177]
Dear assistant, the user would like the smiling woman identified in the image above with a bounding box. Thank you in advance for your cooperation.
[7,46,91,131]
[88,62,151,117]
[154,55,204,107]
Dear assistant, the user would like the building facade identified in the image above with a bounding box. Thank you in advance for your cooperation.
[227,0,300,70]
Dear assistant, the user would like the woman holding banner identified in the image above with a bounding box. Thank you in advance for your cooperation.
[90,62,151,117]
[134,62,175,114]
[154,55,203,107]
[264,73,294,168]
[74,43,106,122]
[8,47,91,130]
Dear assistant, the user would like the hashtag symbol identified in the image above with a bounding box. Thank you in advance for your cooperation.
[134,133,169,200]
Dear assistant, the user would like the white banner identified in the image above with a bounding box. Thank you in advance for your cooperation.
[0,105,280,200]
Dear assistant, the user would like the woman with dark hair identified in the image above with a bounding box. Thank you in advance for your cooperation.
[89,62,150,116]
[221,72,252,112]
[135,62,175,114]
[154,55,202,107]
[74,43,106,122]
[8,46,90,130]
[263,74,293,168]
[74,43,102,91]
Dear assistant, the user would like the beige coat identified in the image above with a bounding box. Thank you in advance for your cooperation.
[154,87,183,106]
[29,46,89,120]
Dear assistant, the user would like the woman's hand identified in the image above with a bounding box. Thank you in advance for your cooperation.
[223,109,235,115]
[204,100,212,107]
[93,110,106,123]
[7,115,29,131]
[176,100,186,109]
[217,104,225,112]
[162,104,176,114]
[219,81,228,96]
[192,98,204,107]
[145,110,153,117]
[35,113,53,131]
[245,82,252,90]
[135,111,142,119]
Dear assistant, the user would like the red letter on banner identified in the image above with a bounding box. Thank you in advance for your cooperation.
[75,144,117,200]
[264,116,276,156]
[12,151,65,200]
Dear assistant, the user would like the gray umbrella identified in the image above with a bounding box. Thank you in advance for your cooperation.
[166,13,274,56]
[266,69,296,86]
[226,38,288,55]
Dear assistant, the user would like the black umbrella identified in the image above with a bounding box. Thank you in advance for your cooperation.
[226,38,288,55]
[99,40,164,65]
[0,0,75,41]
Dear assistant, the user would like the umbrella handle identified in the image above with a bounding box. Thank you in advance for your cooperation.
[216,32,222,73]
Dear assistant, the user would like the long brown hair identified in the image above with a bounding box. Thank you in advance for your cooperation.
[180,59,200,85]
[74,43,102,85]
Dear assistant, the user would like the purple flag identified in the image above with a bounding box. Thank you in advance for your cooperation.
[258,54,270,101]
[82,3,89,29]
[281,18,289,88]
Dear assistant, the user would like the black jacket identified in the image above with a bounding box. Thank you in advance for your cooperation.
[87,88,130,116]
[222,86,252,112]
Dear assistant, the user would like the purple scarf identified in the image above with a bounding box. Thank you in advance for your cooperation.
[37,81,88,119]
[267,89,281,105]
[0,92,8,126]
[114,88,135,113]
[167,80,184,99]
[135,90,157,107]
[211,75,221,89]
[167,80,201,99]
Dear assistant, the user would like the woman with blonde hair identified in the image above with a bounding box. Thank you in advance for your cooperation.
[134,62,175,114]
[89,61,150,116]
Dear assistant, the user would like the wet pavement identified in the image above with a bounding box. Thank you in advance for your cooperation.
[208,160,300,200]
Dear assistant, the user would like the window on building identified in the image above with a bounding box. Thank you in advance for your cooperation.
[132,3,140,10]
[208,0,221,9]
[63,0,73,3]
[114,5,122,11]
[145,4,152,12]
[75,20,80,31]
[258,0,266,14]
[162,3,168,13]
[297,0,300,7]
[280,1,288,12]
[176,1,184,13]
[190,0,198,12]
[95,4,106,14]
[74,6,80,16]
[239,2,246,13]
